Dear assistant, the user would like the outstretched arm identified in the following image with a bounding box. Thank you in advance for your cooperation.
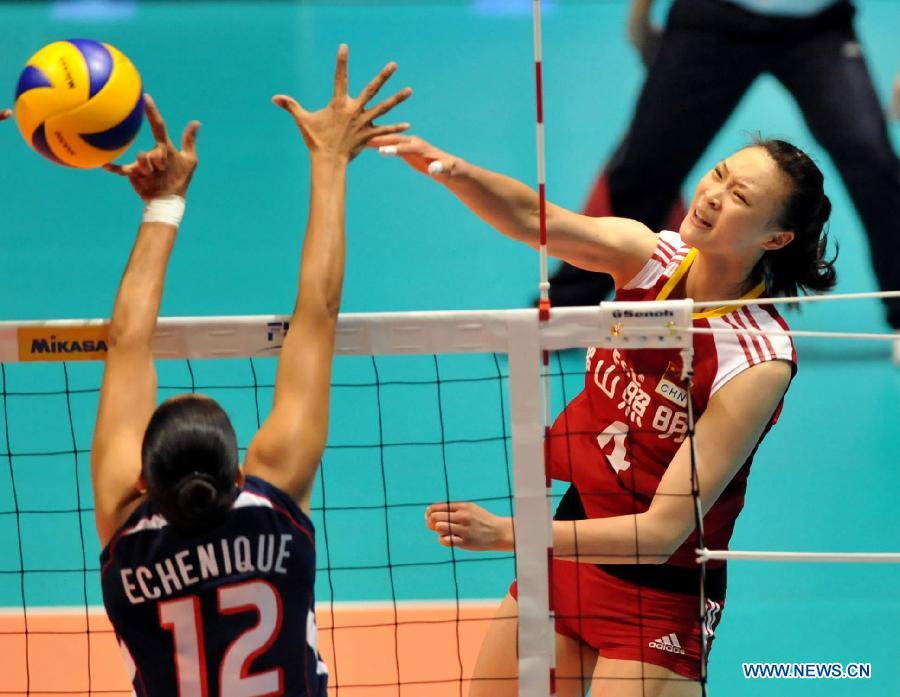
[373,135,657,286]
[244,45,411,512]
[91,97,200,547]
[0,109,11,122]
[426,360,792,561]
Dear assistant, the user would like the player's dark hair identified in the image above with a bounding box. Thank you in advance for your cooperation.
[751,139,837,299]
[142,395,240,535]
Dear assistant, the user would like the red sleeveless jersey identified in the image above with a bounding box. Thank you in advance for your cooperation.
[549,231,797,568]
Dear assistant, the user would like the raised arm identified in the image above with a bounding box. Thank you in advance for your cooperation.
[426,359,792,560]
[372,134,657,286]
[91,97,200,547]
[243,45,411,512]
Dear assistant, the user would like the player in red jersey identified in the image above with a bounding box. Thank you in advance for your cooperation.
[376,135,834,695]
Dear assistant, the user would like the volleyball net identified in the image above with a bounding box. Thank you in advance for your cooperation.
[0,308,564,696]
[0,302,898,696]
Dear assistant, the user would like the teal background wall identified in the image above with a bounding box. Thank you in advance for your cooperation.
[0,1,898,694]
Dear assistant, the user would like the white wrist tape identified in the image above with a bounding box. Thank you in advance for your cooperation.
[142,195,186,227]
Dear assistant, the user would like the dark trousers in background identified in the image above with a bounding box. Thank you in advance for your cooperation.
[562,0,900,328]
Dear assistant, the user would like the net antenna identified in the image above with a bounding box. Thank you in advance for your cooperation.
[528,1,555,695]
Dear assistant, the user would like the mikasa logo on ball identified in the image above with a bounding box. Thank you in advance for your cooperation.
[56,56,75,88]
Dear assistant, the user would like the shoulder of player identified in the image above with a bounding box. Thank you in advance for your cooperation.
[696,306,796,406]
[645,230,690,269]
[239,475,316,535]
[619,230,691,293]
[99,500,164,572]
[102,478,314,562]
[102,497,155,543]
[699,304,795,377]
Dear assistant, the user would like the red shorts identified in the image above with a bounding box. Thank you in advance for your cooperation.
[511,559,723,681]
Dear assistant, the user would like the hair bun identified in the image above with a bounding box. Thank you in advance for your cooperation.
[177,473,220,518]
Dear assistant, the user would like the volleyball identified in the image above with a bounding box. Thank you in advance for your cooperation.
[14,39,144,168]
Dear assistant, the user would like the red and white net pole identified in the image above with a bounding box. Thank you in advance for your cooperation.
[509,2,556,693]
[534,0,550,326]
[534,1,556,695]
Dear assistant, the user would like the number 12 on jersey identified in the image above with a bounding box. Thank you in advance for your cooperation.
[158,579,283,697]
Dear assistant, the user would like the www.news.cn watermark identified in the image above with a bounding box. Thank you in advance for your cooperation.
[742,662,872,679]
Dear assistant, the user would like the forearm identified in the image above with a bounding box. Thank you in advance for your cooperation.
[109,219,178,349]
[294,153,348,321]
[442,159,543,248]
[271,154,348,408]
[552,511,679,564]
[481,508,679,563]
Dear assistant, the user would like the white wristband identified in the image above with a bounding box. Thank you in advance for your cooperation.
[142,195,186,227]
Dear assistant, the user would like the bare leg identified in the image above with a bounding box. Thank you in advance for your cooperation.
[469,593,599,697]
[592,658,702,697]
[469,594,519,697]
[555,631,598,697]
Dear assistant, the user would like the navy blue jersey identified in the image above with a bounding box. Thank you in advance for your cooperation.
[100,475,327,696]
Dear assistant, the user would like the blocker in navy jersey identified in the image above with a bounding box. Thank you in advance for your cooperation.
[101,475,327,696]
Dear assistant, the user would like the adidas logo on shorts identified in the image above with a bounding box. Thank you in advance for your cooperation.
[649,633,686,655]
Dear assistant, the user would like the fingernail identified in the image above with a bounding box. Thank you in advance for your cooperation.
[428,161,444,176]
[379,145,398,156]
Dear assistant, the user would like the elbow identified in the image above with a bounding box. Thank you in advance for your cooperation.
[108,300,157,351]
[513,202,543,248]
[106,322,145,352]
[311,296,341,325]
[644,515,692,564]
[648,539,679,564]
[323,293,342,319]
[296,280,342,321]
[533,206,556,246]
[643,536,678,564]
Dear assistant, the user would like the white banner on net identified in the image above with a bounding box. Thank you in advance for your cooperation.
[0,303,694,362]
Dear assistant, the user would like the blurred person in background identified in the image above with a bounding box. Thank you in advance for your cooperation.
[553,0,900,361]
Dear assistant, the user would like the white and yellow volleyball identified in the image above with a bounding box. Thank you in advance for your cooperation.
[14,39,144,169]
